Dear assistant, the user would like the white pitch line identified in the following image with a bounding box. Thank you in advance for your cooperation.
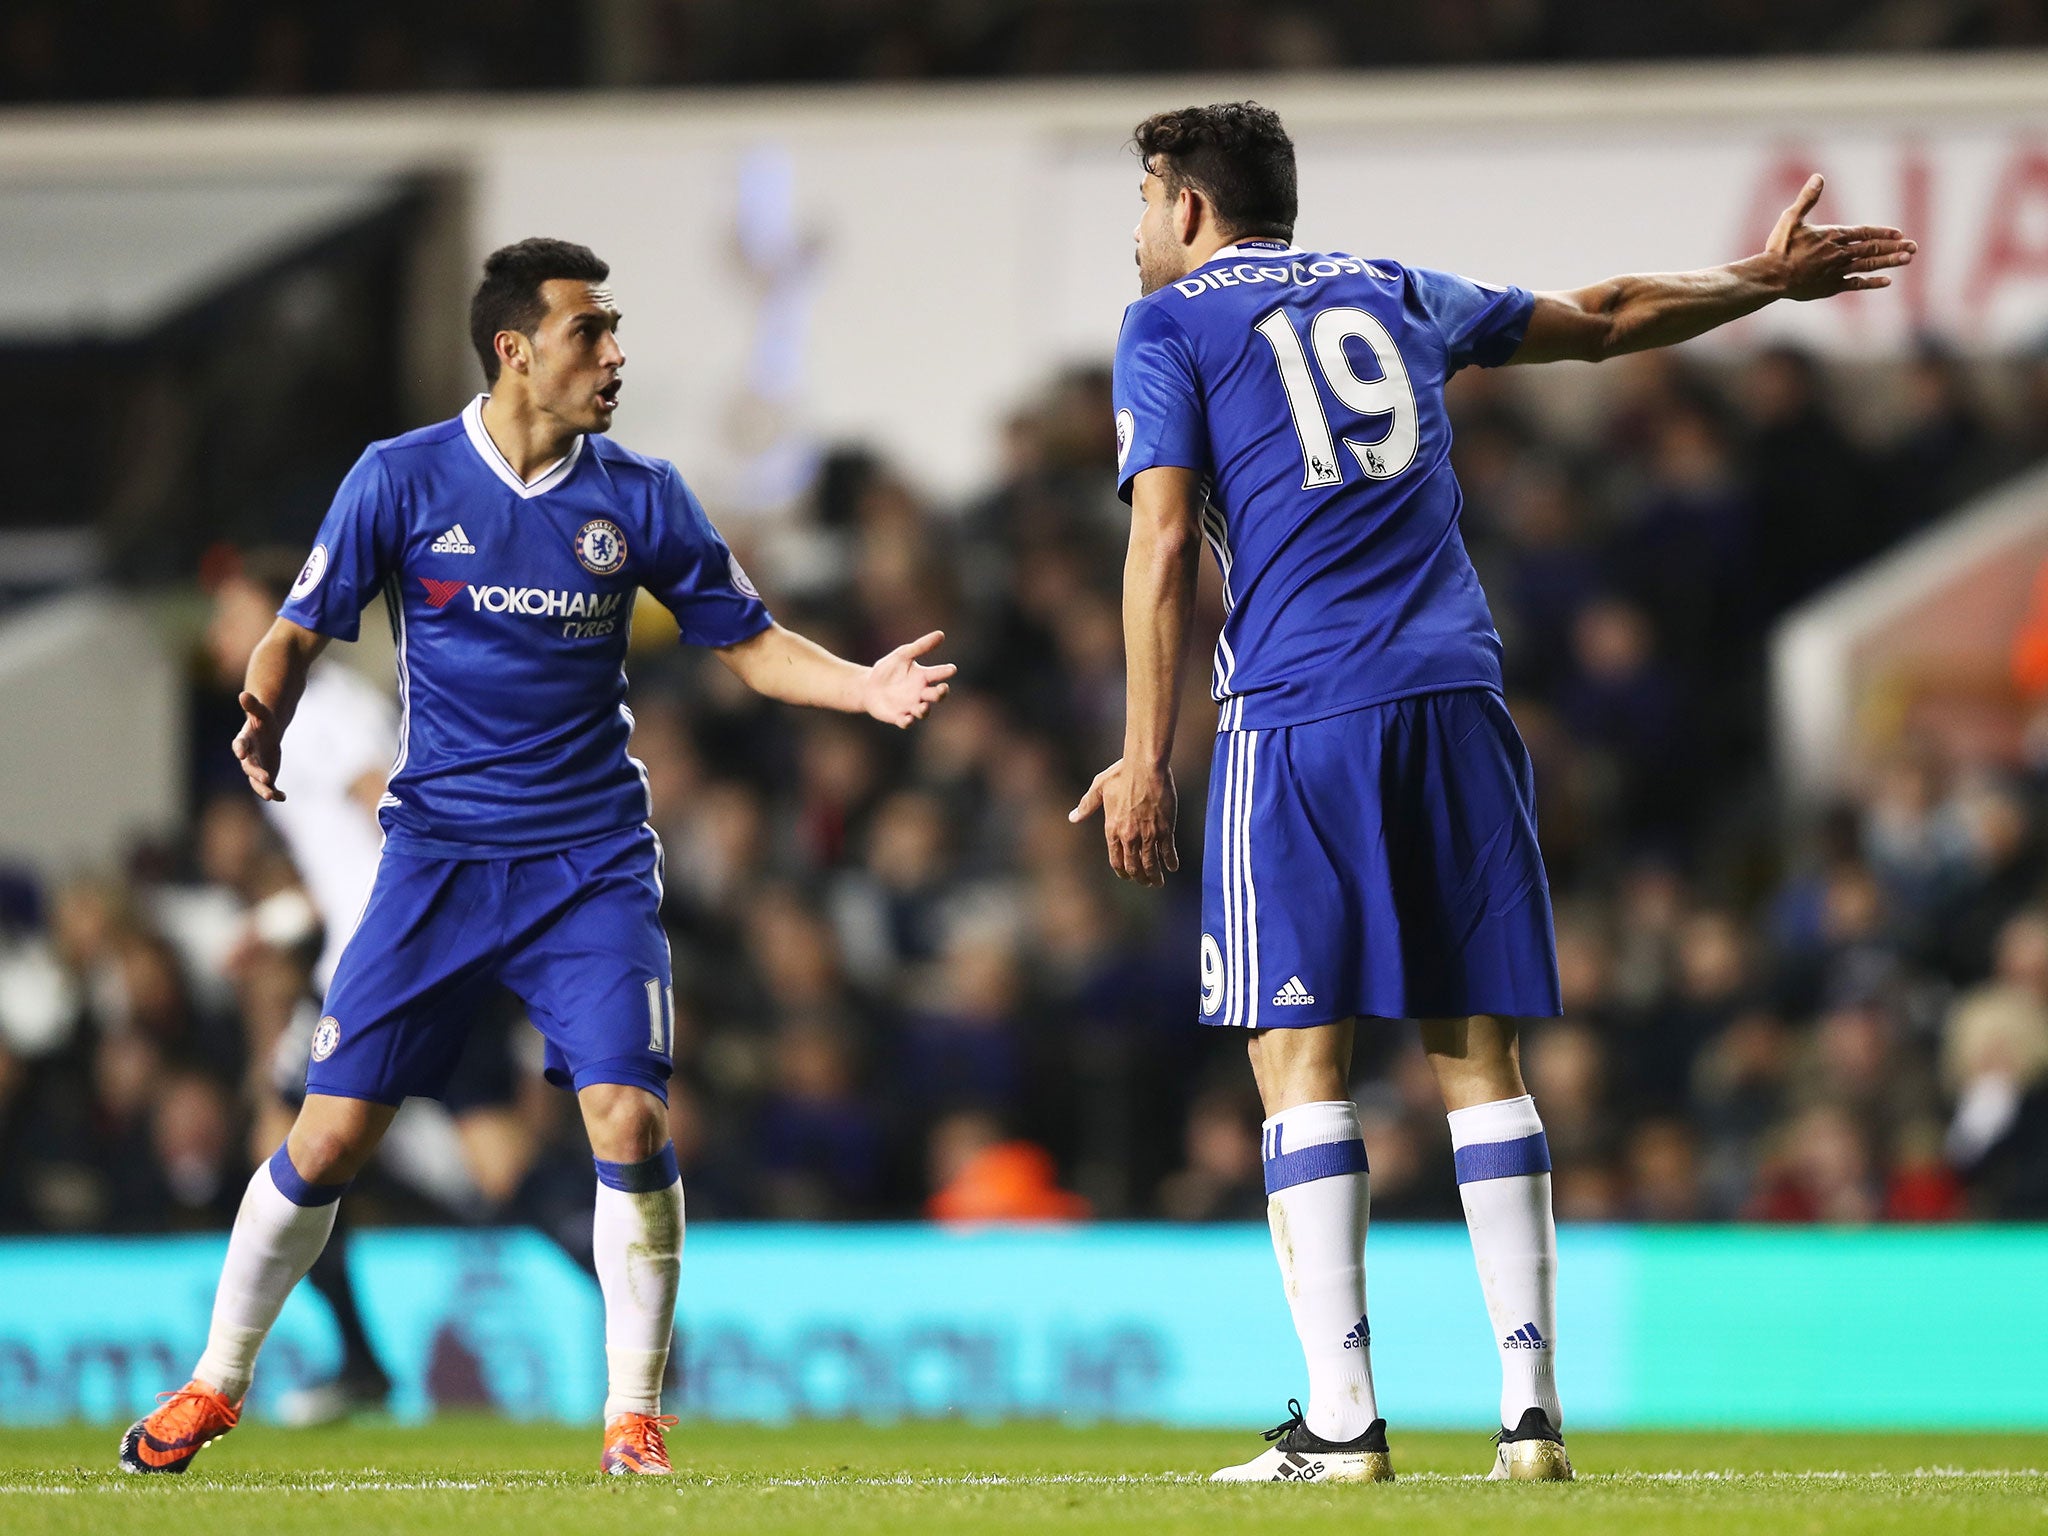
[0,1467,2043,1495]
[761,1474,1206,1488]
[0,1480,513,1494]
[755,1469,2047,1488]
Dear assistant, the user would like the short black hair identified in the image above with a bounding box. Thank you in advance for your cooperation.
[469,238,610,383]
[1133,102,1296,242]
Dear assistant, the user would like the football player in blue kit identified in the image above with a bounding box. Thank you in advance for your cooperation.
[1071,103,1913,1482]
[123,239,954,1478]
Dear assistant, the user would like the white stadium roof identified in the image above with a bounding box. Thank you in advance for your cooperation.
[0,175,402,343]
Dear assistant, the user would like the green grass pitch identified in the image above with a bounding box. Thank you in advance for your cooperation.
[3,1420,2044,1535]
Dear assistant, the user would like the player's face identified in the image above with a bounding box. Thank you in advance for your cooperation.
[521,279,626,434]
[1134,162,1191,296]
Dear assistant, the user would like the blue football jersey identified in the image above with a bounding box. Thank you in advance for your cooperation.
[281,396,772,856]
[1113,240,1533,731]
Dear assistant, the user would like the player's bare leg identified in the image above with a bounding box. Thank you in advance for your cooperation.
[580,1082,685,1476]
[1247,1017,1353,1112]
[1213,1020,1393,1484]
[1421,1016,1572,1481]
[120,1095,395,1473]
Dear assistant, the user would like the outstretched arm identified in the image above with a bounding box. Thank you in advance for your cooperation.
[715,621,954,727]
[236,617,329,802]
[1068,464,1203,887]
[1509,174,1916,366]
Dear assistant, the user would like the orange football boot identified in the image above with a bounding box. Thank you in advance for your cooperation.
[600,1412,677,1476]
[119,1381,241,1474]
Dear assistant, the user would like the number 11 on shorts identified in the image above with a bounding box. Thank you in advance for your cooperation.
[644,978,675,1057]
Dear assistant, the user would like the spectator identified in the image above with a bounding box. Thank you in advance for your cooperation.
[1942,941,2048,1202]
[1558,601,1692,843]
[925,1110,1090,1223]
[1749,1103,1882,1224]
[1630,909,1752,1108]
[1156,1087,1267,1221]
[1491,465,1604,694]
[897,918,1028,1123]
[1624,1118,1702,1222]
[1882,342,1998,537]
[752,1019,887,1218]
[1740,345,1877,612]
[1692,1010,1795,1216]
[1524,1019,1614,1169]
[834,790,956,983]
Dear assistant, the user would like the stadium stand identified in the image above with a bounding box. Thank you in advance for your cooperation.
[5,0,2048,101]
[6,343,2048,1231]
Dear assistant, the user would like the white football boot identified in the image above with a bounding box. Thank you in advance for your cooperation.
[1486,1407,1574,1481]
[1210,1399,1394,1483]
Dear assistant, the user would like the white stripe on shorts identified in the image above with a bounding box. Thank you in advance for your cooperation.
[1221,727,1262,1029]
[1223,729,1243,1029]
[1240,730,1260,1030]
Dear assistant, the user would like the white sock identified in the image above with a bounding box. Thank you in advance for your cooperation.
[593,1147,685,1422]
[1260,1100,1378,1441]
[1447,1093,1562,1430]
[193,1146,344,1400]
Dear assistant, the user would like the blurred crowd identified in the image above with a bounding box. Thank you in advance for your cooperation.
[5,0,2048,103]
[5,339,2048,1238]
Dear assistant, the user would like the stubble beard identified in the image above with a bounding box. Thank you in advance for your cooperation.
[1136,242,1184,297]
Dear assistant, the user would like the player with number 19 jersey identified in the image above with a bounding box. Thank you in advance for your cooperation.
[1114,239,1562,1029]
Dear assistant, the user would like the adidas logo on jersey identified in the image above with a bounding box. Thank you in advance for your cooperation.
[431,523,477,554]
[1271,976,1316,1006]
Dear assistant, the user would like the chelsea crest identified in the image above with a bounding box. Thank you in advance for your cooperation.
[310,1016,341,1062]
[574,519,628,576]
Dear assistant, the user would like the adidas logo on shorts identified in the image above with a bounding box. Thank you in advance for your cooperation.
[1271,975,1316,1006]
[431,523,478,554]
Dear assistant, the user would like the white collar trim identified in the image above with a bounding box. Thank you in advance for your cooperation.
[1205,241,1305,265]
[462,395,583,499]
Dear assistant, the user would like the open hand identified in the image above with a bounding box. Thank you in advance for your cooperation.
[863,630,955,728]
[1769,174,1916,301]
[232,690,286,802]
[1069,758,1178,887]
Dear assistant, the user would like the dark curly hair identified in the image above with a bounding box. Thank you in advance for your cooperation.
[1132,102,1296,242]
[469,238,610,383]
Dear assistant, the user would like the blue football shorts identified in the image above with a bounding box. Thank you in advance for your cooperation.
[1198,687,1561,1029]
[305,824,676,1104]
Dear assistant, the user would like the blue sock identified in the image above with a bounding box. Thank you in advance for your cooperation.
[594,1143,680,1193]
[268,1142,349,1207]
